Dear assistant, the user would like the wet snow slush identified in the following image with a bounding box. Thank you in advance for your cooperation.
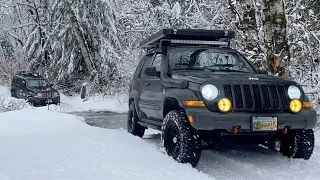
[73,111,320,180]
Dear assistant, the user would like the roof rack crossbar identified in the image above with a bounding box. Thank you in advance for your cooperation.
[140,29,235,49]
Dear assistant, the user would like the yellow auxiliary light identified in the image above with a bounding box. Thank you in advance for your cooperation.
[290,99,302,113]
[218,98,232,113]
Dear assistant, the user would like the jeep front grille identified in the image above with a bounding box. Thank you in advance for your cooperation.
[223,84,289,112]
[43,92,54,98]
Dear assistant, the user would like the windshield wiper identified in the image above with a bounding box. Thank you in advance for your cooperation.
[204,67,250,73]
[173,67,205,70]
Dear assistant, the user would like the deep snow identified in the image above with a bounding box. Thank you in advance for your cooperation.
[0,109,211,180]
[2,85,320,180]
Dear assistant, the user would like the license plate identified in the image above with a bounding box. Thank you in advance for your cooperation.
[252,117,277,131]
[46,99,53,103]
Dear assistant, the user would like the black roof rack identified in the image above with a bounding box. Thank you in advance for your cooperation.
[140,29,235,49]
[16,71,42,78]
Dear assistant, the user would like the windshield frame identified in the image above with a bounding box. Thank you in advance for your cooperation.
[27,79,49,88]
[167,46,258,74]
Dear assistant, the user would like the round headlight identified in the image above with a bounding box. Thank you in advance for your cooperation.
[288,85,301,99]
[290,99,302,113]
[201,84,219,101]
[218,98,232,113]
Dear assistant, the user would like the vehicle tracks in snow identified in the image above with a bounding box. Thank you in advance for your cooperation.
[75,110,320,180]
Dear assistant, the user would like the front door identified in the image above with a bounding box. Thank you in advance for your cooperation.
[18,79,28,99]
[138,53,163,123]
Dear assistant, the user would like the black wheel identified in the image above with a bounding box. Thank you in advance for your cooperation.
[27,97,36,106]
[162,110,202,167]
[11,90,16,97]
[127,102,145,138]
[280,129,315,160]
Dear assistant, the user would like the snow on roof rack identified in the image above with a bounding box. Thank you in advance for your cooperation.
[17,71,41,78]
[139,29,235,49]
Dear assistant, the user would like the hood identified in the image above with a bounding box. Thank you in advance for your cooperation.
[28,86,57,92]
[172,71,295,84]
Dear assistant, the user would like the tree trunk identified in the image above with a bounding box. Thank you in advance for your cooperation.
[72,25,94,75]
[66,2,94,75]
[228,0,290,77]
[262,0,290,77]
[227,0,263,66]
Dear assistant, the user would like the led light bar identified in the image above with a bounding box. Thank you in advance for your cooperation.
[170,39,229,46]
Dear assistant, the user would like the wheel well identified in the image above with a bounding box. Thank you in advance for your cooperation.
[163,97,184,118]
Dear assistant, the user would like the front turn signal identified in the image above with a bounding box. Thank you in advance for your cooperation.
[290,99,302,113]
[218,98,232,113]
[303,101,312,108]
[183,100,205,107]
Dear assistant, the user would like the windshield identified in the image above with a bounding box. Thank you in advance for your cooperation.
[27,79,49,87]
[168,47,256,73]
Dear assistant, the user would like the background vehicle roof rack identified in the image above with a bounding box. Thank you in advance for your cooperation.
[140,29,235,49]
[17,71,41,78]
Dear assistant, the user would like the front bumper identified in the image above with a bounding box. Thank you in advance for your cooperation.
[186,107,318,130]
[33,96,60,105]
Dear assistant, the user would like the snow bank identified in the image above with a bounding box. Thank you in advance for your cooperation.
[0,85,29,113]
[0,85,128,114]
[0,109,212,180]
[48,93,128,113]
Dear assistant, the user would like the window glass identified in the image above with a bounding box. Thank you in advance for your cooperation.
[133,56,147,79]
[152,54,162,72]
[168,47,255,73]
[140,54,155,78]
[27,79,48,87]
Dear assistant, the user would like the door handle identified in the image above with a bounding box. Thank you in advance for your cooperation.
[145,82,150,86]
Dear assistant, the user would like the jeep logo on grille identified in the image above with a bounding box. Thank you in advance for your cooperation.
[248,77,259,80]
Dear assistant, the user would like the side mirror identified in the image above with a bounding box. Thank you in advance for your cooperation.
[144,66,157,77]
[258,69,269,75]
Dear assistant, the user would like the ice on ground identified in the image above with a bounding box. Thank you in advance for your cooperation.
[0,108,212,180]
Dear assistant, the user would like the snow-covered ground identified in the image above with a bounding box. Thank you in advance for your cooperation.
[0,86,29,112]
[2,85,320,180]
[0,108,211,180]
[50,93,128,113]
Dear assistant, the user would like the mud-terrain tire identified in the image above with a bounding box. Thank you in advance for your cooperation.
[27,97,37,106]
[11,90,16,97]
[162,110,202,167]
[280,129,314,160]
[127,102,145,138]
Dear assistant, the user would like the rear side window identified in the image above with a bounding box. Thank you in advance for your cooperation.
[140,54,156,78]
[152,54,162,72]
[133,56,147,79]
[12,77,17,83]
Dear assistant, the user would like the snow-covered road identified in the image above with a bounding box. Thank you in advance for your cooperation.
[76,110,320,180]
[1,85,320,180]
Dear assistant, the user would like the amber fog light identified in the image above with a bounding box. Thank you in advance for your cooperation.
[290,99,302,113]
[218,98,232,113]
